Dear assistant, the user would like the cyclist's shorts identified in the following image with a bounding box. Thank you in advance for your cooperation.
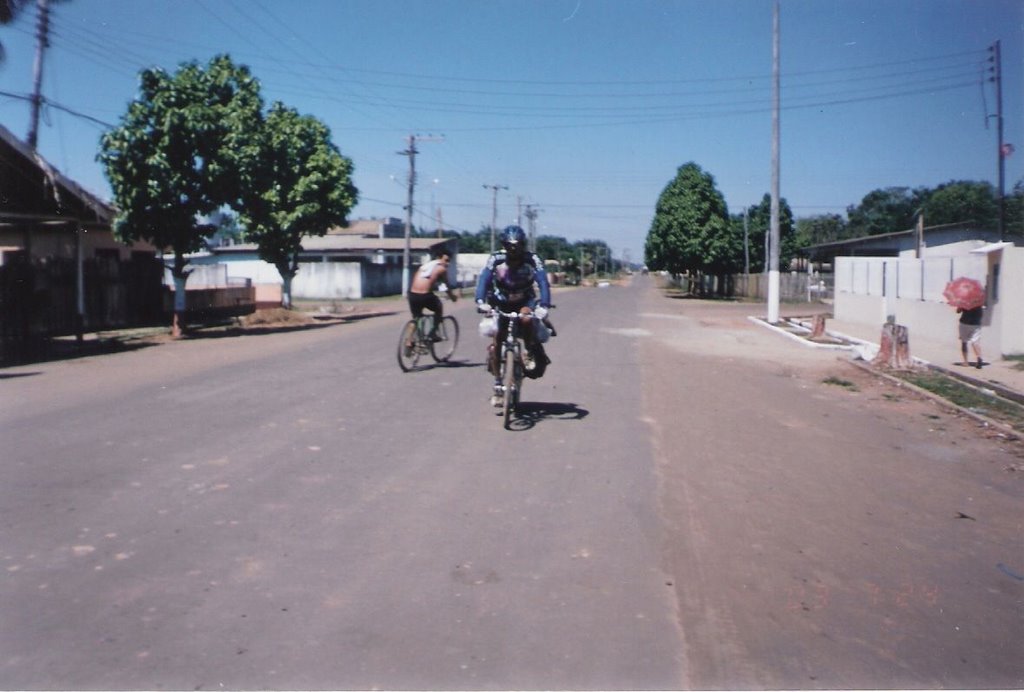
[408,292,443,318]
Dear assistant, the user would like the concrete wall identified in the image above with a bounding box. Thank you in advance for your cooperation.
[991,246,1024,357]
[834,245,1024,356]
[176,257,407,301]
[455,253,490,289]
[834,292,886,326]
[291,262,364,299]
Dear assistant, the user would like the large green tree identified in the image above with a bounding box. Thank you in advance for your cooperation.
[1007,178,1024,237]
[740,193,796,271]
[535,235,574,262]
[921,180,998,228]
[99,54,263,335]
[792,213,849,250]
[237,102,357,308]
[846,186,928,236]
[645,162,734,276]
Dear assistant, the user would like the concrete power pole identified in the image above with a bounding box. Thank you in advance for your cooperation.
[990,40,1006,241]
[767,0,781,323]
[398,134,442,296]
[483,184,508,252]
[743,207,750,277]
[27,0,50,149]
[524,204,540,253]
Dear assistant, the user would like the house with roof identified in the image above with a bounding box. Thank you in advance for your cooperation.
[804,222,1024,357]
[179,221,458,302]
[0,124,162,352]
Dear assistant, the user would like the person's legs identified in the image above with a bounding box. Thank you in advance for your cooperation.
[489,321,505,406]
[425,293,444,339]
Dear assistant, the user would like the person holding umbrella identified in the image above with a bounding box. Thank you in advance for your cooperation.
[944,277,986,369]
[957,304,984,368]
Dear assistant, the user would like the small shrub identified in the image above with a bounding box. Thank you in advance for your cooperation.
[822,376,858,391]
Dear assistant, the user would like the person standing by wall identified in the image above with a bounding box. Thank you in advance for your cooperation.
[957,304,984,368]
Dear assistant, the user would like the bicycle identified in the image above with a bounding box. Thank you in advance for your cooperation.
[397,312,459,372]
[487,307,552,429]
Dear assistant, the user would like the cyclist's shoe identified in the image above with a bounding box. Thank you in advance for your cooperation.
[404,341,414,356]
[490,394,503,408]
[429,331,443,342]
[524,344,550,379]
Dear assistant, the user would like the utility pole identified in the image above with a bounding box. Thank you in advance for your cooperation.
[767,0,781,323]
[483,184,508,252]
[27,0,50,149]
[990,40,1006,240]
[743,207,750,278]
[398,134,442,296]
[523,204,540,253]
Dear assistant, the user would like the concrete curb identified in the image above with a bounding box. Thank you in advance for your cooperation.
[747,316,871,355]
[751,314,1023,437]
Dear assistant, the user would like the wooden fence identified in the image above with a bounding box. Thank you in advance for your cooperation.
[666,272,834,302]
[0,255,164,363]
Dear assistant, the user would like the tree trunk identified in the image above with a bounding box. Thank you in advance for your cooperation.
[281,272,294,310]
[873,322,913,369]
[171,253,189,338]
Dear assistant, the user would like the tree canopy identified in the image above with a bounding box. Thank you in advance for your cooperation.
[237,102,358,308]
[845,186,927,237]
[735,194,795,272]
[98,54,264,334]
[792,213,848,249]
[645,162,734,275]
[921,180,998,228]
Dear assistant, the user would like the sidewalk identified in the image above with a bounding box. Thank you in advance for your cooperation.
[816,316,1024,405]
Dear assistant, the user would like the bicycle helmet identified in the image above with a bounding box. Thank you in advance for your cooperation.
[501,225,527,260]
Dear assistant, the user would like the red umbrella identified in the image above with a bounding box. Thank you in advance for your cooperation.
[943,276,985,310]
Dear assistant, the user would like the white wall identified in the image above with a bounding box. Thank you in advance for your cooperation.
[455,253,490,289]
[177,258,365,299]
[292,262,364,299]
[992,246,1024,356]
[835,246,1024,356]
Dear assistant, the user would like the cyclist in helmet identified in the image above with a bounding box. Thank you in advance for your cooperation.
[475,225,553,407]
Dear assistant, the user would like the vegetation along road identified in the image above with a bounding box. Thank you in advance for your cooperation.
[1,276,1020,689]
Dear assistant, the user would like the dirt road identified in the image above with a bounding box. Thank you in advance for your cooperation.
[636,281,1023,689]
[0,277,1020,689]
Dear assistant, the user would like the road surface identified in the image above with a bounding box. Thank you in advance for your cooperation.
[1,276,1020,689]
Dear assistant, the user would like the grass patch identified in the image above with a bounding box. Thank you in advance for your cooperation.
[895,370,1024,432]
[1006,355,1024,372]
[823,376,858,391]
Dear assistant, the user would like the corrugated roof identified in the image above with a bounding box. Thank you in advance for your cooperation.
[0,123,113,225]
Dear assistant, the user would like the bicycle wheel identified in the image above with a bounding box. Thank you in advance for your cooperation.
[430,316,459,362]
[502,348,517,429]
[397,320,421,372]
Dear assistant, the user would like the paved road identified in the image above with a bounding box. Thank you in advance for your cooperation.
[1,277,1021,689]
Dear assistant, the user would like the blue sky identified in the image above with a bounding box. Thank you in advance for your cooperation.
[1,0,1021,263]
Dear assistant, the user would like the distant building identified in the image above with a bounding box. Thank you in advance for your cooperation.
[330,217,405,239]
[0,123,156,264]
[803,222,1004,268]
[178,223,459,301]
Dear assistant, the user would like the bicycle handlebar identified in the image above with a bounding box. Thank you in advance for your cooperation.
[481,305,556,318]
